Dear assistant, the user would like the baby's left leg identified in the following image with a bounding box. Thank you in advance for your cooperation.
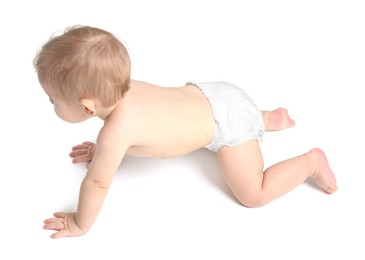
[218,140,337,207]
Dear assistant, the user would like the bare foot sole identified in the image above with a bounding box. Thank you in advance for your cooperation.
[307,148,337,194]
[264,108,296,131]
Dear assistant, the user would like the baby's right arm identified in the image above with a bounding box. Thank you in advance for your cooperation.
[70,141,96,167]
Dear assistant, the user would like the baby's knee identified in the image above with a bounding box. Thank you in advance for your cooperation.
[236,194,268,208]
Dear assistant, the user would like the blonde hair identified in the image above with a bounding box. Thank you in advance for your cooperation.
[34,25,131,107]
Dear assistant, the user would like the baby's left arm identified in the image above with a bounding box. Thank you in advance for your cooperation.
[43,127,130,238]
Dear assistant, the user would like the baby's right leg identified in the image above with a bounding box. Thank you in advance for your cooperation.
[261,108,295,131]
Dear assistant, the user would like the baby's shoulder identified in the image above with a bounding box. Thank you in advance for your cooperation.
[97,116,137,150]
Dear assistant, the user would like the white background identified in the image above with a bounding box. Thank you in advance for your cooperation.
[1,0,364,259]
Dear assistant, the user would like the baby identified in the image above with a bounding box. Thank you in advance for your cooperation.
[34,26,337,239]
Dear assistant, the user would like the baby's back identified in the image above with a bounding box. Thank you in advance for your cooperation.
[119,80,215,158]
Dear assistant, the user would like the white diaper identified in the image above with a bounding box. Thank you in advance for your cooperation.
[189,81,265,152]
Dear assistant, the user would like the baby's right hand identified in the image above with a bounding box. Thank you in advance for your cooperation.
[69,141,95,167]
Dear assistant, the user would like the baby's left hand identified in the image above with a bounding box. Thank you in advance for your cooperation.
[43,212,86,239]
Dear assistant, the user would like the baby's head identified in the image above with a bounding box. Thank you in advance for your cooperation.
[34,25,131,107]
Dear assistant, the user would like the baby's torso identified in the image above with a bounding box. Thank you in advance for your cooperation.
[114,80,215,158]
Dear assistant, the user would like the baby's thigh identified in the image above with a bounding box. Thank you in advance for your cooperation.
[218,140,264,199]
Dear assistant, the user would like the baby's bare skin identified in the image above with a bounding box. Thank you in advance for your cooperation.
[72,81,336,197]
[262,108,296,131]
[115,80,216,158]
[262,109,336,194]
[44,80,337,238]
[76,82,296,159]
[305,148,337,194]
[36,26,336,239]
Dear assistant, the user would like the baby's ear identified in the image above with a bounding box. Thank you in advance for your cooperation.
[79,98,97,116]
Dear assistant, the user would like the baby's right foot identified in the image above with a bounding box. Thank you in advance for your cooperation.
[263,108,296,131]
[306,148,337,194]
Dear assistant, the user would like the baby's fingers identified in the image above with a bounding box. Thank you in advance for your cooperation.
[71,144,90,151]
[69,149,88,158]
[82,141,94,146]
[50,229,69,239]
[53,212,67,218]
[72,142,94,151]
[43,217,65,231]
[71,154,92,164]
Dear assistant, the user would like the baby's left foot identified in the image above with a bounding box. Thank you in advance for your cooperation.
[306,148,337,194]
[262,108,296,131]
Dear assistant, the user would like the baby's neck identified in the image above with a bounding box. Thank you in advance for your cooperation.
[98,99,123,121]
